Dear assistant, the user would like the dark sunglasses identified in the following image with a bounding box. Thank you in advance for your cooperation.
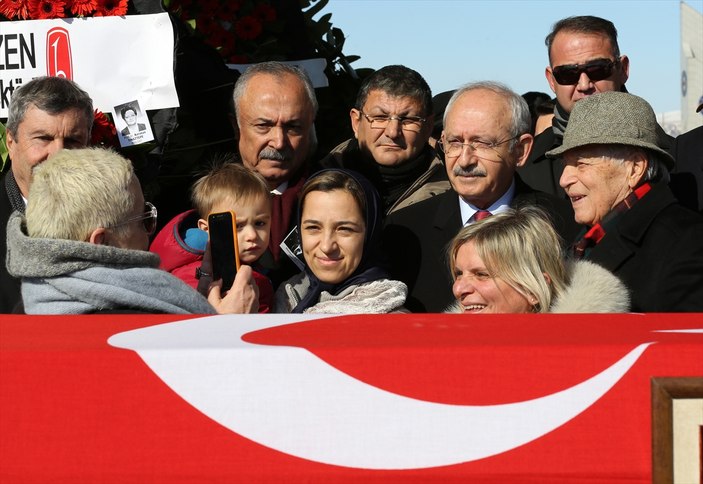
[551,58,619,85]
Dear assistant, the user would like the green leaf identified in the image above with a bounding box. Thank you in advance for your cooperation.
[0,122,8,171]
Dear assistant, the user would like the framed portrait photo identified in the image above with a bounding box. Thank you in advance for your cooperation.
[652,377,703,484]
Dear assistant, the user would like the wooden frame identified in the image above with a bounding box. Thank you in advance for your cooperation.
[651,377,703,484]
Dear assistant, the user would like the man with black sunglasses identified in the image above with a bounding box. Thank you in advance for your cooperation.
[520,16,631,198]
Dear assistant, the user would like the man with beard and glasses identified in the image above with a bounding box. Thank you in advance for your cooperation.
[383,82,578,313]
[230,62,319,287]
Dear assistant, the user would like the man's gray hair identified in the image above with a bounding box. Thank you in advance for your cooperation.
[601,145,670,184]
[26,148,135,241]
[443,81,531,146]
[6,76,94,136]
[232,61,318,123]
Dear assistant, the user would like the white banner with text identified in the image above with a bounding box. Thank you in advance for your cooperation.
[0,13,179,118]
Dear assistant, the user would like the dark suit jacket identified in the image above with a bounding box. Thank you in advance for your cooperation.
[519,128,566,198]
[585,182,703,312]
[1,171,24,313]
[669,125,703,213]
[383,175,580,313]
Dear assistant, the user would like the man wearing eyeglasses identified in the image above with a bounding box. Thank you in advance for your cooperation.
[5,148,259,314]
[1,76,94,313]
[520,16,631,198]
[383,82,578,313]
[317,65,450,215]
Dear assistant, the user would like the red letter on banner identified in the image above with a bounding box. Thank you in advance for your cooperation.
[46,27,73,79]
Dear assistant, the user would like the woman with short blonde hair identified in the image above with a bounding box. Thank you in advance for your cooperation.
[448,206,629,313]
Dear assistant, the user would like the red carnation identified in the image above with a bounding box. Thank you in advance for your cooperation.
[90,109,119,148]
[93,0,127,16]
[67,0,96,16]
[253,3,275,23]
[28,0,66,19]
[234,15,262,41]
[0,0,30,20]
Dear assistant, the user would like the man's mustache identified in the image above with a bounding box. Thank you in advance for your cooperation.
[453,166,486,177]
[259,147,293,162]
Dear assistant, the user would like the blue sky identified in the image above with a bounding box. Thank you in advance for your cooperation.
[319,0,703,114]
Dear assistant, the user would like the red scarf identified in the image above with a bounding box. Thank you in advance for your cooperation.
[573,183,651,259]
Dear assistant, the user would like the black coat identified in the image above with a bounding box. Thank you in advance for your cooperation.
[1,171,24,313]
[585,182,703,312]
[383,175,580,313]
[518,127,565,198]
[669,125,703,213]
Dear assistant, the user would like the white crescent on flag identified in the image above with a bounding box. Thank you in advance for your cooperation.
[108,314,651,469]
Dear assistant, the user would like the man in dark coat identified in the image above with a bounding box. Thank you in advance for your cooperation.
[317,65,450,215]
[231,61,318,287]
[520,16,631,197]
[383,82,579,313]
[1,77,94,313]
[547,91,703,312]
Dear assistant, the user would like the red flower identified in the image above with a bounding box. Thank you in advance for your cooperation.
[90,109,119,148]
[234,15,262,41]
[0,0,30,20]
[93,0,127,16]
[253,3,275,23]
[28,0,66,19]
[220,0,241,18]
[66,0,96,16]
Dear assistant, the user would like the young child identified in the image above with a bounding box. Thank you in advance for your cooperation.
[150,161,273,312]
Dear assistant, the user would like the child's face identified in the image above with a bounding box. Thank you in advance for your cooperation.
[208,195,271,264]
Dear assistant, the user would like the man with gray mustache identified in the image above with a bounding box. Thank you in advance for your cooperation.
[383,82,578,313]
[232,61,318,286]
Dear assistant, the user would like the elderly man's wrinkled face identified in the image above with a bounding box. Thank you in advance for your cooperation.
[236,73,315,189]
[442,89,532,209]
[546,31,629,114]
[6,105,91,197]
[350,90,432,167]
[559,146,645,226]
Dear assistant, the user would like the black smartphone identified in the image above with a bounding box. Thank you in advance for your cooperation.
[208,211,240,292]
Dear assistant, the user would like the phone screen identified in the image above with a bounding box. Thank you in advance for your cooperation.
[208,211,240,292]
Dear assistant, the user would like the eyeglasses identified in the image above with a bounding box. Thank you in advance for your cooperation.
[551,58,619,85]
[109,201,158,235]
[359,111,427,132]
[439,135,519,159]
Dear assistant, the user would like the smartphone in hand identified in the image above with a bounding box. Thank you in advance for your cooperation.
[208,211,240,292]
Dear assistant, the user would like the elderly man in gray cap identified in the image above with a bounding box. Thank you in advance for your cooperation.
[547,91,703,312]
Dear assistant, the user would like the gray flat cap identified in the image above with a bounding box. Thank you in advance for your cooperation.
[546,91,675,168]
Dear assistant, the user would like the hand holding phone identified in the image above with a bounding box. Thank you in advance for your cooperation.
[208,211,240,292]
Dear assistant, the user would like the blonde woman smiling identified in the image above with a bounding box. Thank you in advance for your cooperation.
[448,206,629,313]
